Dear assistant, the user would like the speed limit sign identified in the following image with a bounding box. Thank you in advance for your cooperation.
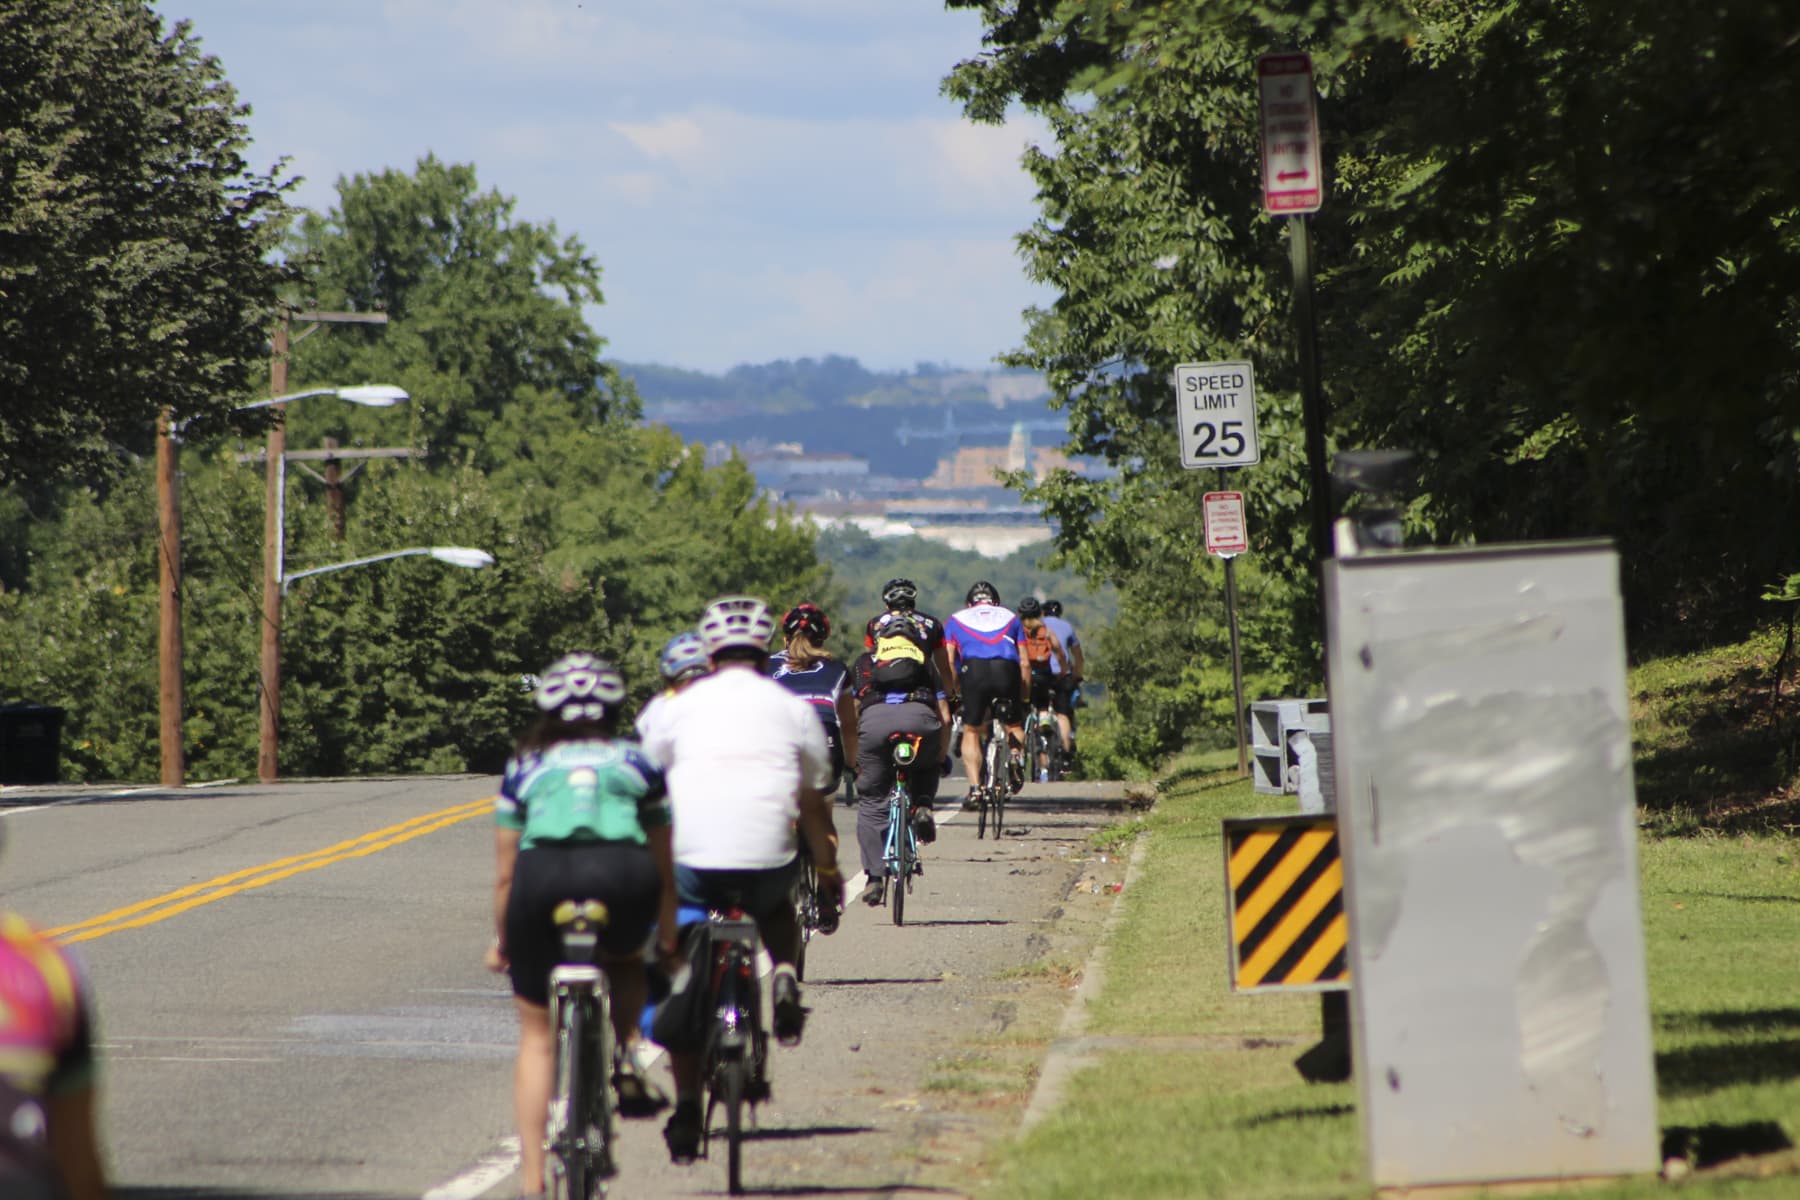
[1175,361,1260,469]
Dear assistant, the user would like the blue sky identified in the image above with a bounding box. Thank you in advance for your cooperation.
[150,1,1054,373]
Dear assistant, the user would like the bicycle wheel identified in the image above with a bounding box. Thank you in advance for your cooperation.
[724,1056,747,1195]
[1042,717,1064,782]
[892,812,909,928]
[981,733,1003,839]
[586,989,615,1192]
[992,765,1007,838]
[553,994,591,1200]
[793,849,817,982]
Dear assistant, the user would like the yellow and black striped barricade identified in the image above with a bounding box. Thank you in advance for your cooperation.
[1223,814,1348,993]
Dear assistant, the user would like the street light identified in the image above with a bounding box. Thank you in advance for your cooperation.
[261,543,495,780]
[156,383,410,788]
[281,546,495,592]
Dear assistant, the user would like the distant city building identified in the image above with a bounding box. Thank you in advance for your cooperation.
[922,422,1079,489]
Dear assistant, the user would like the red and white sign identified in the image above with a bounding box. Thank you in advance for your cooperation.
[1204,491,1249,557]
[1257,53,1322,214]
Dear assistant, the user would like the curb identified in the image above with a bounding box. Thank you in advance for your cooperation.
[1018,831,1152,1132]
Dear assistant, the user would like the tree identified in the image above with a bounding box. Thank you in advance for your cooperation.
[945,0,1800,762]
[279,155,634,466]
[0,0,290,487]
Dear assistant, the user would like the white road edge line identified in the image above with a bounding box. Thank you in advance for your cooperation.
[420,801,976,1197]
[422,1136,520,1200]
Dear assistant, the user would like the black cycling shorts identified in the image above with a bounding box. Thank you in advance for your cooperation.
[960,657,1021,727]
[1029,665,1057,713]
[1051,672,1077,717]
[505,841,661,1007]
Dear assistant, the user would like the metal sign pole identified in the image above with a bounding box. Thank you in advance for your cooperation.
[1289,213,1333,660]
[1219,467,1250,777]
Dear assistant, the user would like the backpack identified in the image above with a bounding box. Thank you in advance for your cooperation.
[865,612,933,696]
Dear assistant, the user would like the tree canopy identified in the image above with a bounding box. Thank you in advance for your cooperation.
[0,0,290,488]
[946,0,1800,763]
[0,158,828,782]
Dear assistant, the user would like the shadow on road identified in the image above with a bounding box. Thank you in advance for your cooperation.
[902,919,1012,928]
[739,1123,875,1142]
[118,1189,392,1200]
[808,977,945,987]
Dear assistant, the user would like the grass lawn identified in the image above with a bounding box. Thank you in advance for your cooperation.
[984,627,1800,1199]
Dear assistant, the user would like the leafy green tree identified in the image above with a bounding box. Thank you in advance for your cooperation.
[279,155,635,466]
[946,0,1800,764]
[0,0,289,488]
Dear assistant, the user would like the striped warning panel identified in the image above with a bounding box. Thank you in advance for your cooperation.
[1223,814,1349,993]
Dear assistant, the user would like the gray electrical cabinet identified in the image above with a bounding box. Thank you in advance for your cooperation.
[1323,540,1658,1188]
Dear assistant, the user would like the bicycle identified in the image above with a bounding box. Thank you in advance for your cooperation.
[1024,699,1066,782]
[695,902,771,1196]
[976,699,1020,839]
[545,899,616,1200]
[790,836,839,981]
[878,732,925,926]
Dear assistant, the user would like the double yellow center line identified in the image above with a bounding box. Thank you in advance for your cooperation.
[48,797,492,946]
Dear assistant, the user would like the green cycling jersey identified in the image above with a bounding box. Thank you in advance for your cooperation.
[496,738,670,848]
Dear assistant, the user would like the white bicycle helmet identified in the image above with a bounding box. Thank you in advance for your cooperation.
[534,652,626,723]
[697,595,775,654]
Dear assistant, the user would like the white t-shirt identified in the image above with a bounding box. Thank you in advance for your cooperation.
[640,665,834,870]
[634,689,678,745]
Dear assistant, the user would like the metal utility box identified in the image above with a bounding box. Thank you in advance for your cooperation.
[1323,540,1657,1189]
[1249,698,1331,810]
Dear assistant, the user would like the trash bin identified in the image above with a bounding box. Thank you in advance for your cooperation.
[0,704,64,784]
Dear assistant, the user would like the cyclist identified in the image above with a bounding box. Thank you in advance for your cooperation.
[944,581,1030,806]
[487,653,678,1200]
[768,603,858,788]
[0,826,107,1200]
[639,595,845,1164]
[1016,597,1069,779]
[849,610,950,906]
[1041,599,1086,762]
[874,578,957,707]
[634,630,711,745]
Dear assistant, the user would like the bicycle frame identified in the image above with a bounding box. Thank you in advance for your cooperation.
[880,735,922,925]
[698,907,767,1195]
[546,900,614,1200]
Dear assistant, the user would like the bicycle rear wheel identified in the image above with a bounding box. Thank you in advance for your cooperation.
[981,734,1003,839]
[552,995,594,1200]
[891,796,910,926]
[793,847,818,982]
[724,1056,747,1194]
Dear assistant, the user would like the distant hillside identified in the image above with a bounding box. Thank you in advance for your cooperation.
[613,356,1066,478]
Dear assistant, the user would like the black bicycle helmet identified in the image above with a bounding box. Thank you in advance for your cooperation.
[1017,596,1042,619]
[1042,599,1063,617]
[881,578,918,609]
[782,602,831,644]
[966,580,1000,607]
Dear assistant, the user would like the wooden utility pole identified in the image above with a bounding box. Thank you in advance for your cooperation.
[257,318,289,783]
[256,309,394,783]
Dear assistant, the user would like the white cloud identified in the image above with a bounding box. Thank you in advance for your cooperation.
[609,115,710,170]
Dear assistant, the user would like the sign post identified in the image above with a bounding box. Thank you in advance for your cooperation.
[1205,484,1251,777]
[1257,52,1333,659]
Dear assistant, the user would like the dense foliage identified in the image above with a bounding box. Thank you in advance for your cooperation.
[946,0,1800,763]
[0,158,826,782]
[0,0,289,489]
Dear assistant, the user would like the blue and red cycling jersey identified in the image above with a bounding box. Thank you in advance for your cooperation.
[944,603,1024,663]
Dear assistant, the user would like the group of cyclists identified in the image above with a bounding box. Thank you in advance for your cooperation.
[486,580,1083,1195]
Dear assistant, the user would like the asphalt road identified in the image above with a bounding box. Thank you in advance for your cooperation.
[0,776,1112,1199]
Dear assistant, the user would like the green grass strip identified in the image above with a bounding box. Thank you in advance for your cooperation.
[988,748,1800,1198]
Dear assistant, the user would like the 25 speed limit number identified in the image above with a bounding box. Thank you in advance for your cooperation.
[1175,361,1260,469]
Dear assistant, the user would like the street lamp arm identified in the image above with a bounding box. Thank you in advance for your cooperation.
[281,546,494,593]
